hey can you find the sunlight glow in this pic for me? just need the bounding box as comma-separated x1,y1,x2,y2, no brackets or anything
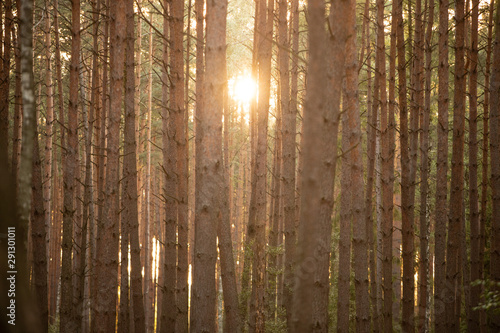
230,75,257,104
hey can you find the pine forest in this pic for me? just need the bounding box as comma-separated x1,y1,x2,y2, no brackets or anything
0,0,500,331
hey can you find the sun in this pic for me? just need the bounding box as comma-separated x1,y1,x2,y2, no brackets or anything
230,75,257,104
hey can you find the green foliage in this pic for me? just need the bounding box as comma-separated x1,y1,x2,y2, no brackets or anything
472,279,500,314
48,316,59,333
266,243,284,257
265,306,287,333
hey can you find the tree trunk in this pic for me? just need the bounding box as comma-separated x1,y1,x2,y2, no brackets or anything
173,0,189,330
267,98,282,323
190,0,226,329
60,0,80,330
489,0,500,329
124,2,146,332
240,3,259,325
42,1,54,270
337,106,352,333
376,0,393,329
291,0,344,330
346,0,370,328
0,0,12,166
249,0,273,330
160,0,178,330
219,110,242,333
117,4,144,329
94,0,125,330
363,5,378,328
417,0,433,330
396,0,414,327
217,14,241,333
467,0,480,330
282,0,296,327
87,1,101,331
143,18,154,333
11,23,22,199
32,119,49,332
388,0,399,327
17,0,44,329
445,0,465,328
92,1,109,330
434,0,449,328
480,2,494,331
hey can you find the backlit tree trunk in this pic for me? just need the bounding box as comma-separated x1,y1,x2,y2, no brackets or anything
160,0,178,330
94,0,125,330
291,0,344,330
217,10,241,333
190,0,226,329
346,0,370,329
282,0,296,327
172,0,189,329
124,2,146,332
337,105,352,333
376,0,393,329
249,0,273,330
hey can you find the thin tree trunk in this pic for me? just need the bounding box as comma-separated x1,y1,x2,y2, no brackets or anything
173,0,189,329
118,14,133,325
240,2,260,325
60,0,80,330
480,2,494,331
32,119,49,332
489,0,500,329
119,201,130,333
249,0,273,330
217,15,241,333
434,0,449,328
42,0,54,270
337,107,352,333
124,2,146,332
119,11,132,318
445,0,466,328
345,0,370,328
468,0,480,330
397,0,414,327
363,7,378,329
417,0,433,330
0,0,12,165
11,25,22,199
72,61,90,333
267,100,282,323
219,108,242,333
143,19,153,333
87,1,101,331
160,0,178,330
281,0,296,325
92,1,109,330
376,0,393,329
